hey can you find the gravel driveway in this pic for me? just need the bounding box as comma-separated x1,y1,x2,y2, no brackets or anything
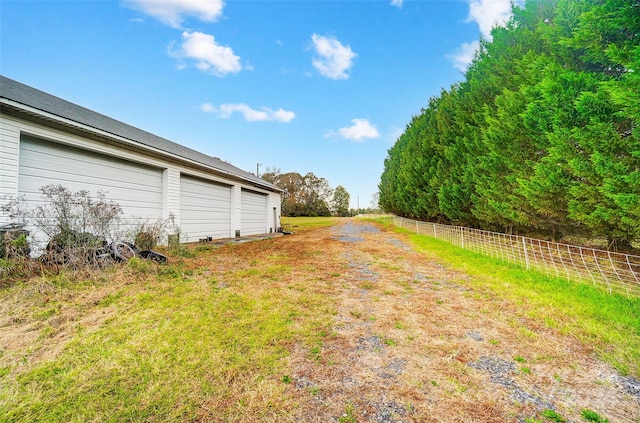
286,220,640,423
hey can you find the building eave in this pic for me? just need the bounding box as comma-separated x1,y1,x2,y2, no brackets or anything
0,97,283,193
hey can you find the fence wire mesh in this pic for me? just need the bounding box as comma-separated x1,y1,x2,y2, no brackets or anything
373,216,640,297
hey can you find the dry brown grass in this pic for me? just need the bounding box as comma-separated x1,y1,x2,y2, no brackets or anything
1,218,638,422
283,220,639,423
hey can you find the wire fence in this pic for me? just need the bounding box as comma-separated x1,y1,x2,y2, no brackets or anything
359,215,640,297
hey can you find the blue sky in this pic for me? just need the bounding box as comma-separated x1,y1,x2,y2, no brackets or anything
1,0,518,209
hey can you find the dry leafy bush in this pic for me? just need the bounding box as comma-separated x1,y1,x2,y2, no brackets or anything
2,185,123,265
1,185,180,282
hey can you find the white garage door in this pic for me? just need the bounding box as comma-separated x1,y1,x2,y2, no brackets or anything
241,189,268,236
180,175,232,242
19,136,163,221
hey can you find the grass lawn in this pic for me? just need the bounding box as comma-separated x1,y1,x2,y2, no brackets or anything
281,216,342,232
1,216,638,422
0,227,336,422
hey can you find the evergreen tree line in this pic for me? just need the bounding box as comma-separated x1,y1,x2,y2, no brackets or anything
378,0,640,249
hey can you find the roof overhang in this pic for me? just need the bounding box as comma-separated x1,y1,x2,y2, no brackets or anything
1,98,283,193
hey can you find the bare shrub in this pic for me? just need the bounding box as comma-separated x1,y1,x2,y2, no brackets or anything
34,185,124,242
2,185,125,269
1,186,186,274
135,231,156,251
165,213,194,257
130,218,170,251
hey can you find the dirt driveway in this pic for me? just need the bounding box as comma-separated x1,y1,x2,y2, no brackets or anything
283,220,639,422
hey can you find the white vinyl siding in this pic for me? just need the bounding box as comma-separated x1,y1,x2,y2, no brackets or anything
0,118,20,201
180,175,232,242
241,189,268,236
19,135,163,219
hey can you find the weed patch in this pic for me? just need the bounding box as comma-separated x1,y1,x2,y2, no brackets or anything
541,409,566,422
581,409,610,423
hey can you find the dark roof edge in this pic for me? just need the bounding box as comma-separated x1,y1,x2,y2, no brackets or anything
0,75,283,193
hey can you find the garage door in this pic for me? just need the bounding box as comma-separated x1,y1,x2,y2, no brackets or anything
180,175,232,242
19,136,163,221
241,189,268,236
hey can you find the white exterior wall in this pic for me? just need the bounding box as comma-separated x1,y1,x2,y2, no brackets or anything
230,185,241,237
269,192,281,232
0,117,20,224
164,167,181,222
240,189,269,236
0,112,281,243
19,136,164,217
179,175,232,242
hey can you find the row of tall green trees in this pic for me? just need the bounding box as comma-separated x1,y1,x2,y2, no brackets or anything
261,169,351,216
379,0,639,249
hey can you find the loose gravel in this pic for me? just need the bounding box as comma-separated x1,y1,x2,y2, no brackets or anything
287,220,640,422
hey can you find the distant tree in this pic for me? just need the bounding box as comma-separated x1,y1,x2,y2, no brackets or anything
262,169,335,216
370,192,380,210
260,167,281,184
300,173,332,216
332,186,350,216
262,170,303,216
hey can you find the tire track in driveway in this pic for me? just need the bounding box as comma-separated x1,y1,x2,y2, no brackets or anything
288,220,640,423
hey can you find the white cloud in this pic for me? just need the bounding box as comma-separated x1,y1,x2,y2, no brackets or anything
447,40,480,72
388,125,404,143
123,0,224,28
200,102,216,113
466,0,518,38
332,118,380,142
201,103,296,123
447,0,522,72
310,34,357,80
169,31,241,76
390,0,403,8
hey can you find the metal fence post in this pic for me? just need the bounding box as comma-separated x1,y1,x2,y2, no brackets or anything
522,236,530,270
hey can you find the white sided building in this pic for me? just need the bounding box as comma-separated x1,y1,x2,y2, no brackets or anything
0,76,282,248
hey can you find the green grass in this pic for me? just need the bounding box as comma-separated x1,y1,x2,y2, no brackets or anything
581,409,610,423
338,401,357,423
1,257,333,422
281,216,342,232
383,337,397,346
402,229,640,377
541,409,566,422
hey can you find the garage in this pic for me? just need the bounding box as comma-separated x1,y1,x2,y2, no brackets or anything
180,175,232,242
241,188,268,236
18,135,163,220
2,76,283,247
